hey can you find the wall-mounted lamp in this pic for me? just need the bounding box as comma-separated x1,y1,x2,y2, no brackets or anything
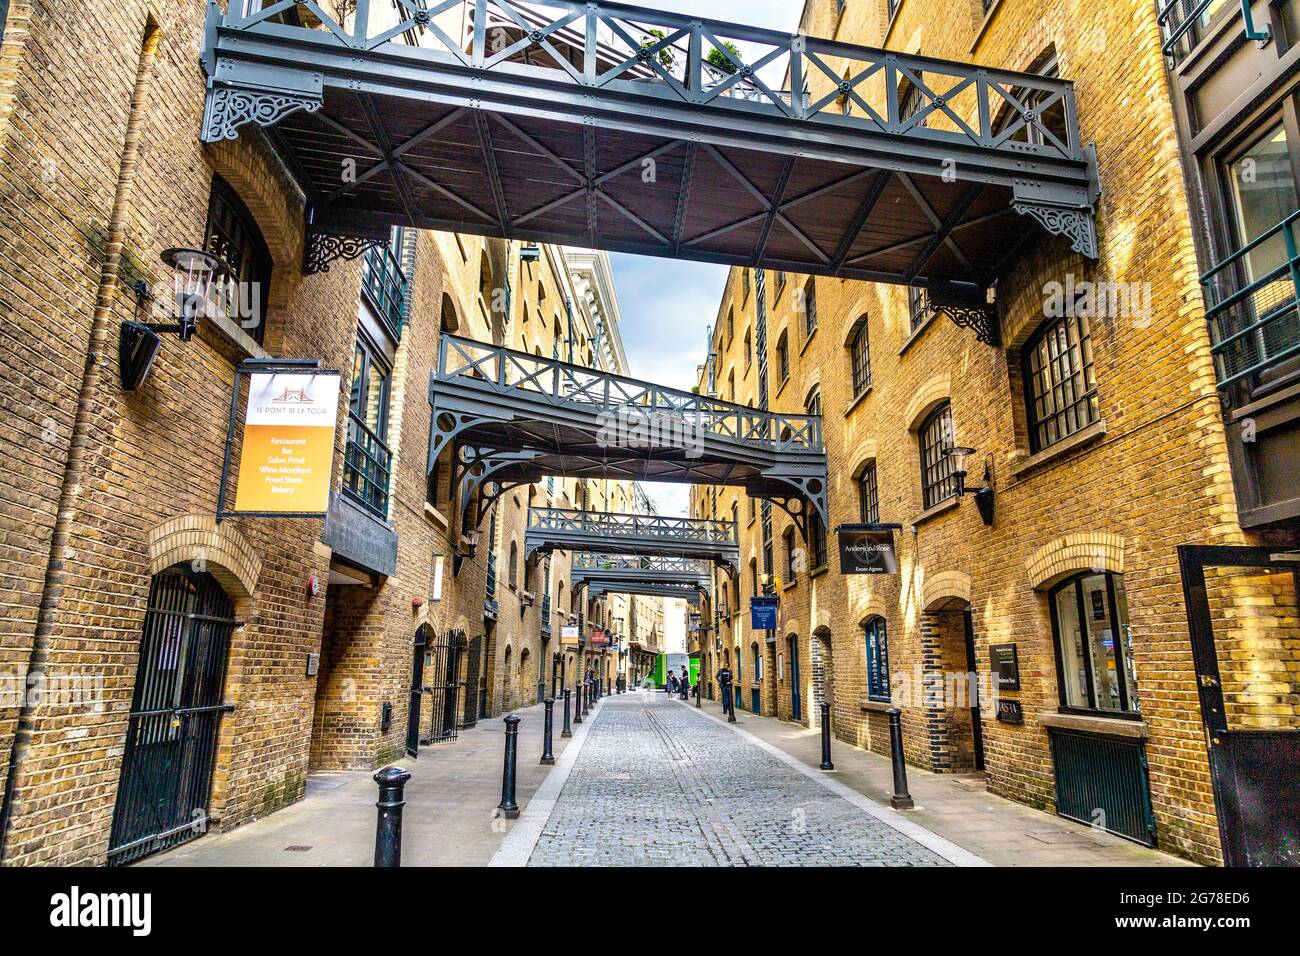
121,248,230,390
519,243,542,263
945,445,977,496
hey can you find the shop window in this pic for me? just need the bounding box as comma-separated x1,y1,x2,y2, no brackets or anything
1023,312,1099,452
1049,572,1140,715
864,616,890,702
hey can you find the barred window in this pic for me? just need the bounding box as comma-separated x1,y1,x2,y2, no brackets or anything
849,316,871,395
858,461,879,523
776,331,789,382
919,402,957,509
908,286,931,332
802,278,817,337
864,617,890,702
204,175,271,344
1023,312,1098,452
784,527,798,580
809,513,828,570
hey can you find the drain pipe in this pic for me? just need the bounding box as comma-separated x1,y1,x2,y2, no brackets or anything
0,22,161,862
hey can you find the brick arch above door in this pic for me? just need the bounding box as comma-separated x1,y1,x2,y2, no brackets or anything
1026,534,1126,590
148,514,260,600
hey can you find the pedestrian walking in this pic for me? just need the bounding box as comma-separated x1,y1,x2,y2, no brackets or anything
668,672,679,697
678,665,690,700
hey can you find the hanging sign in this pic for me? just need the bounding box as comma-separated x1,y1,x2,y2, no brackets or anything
589,629,612,647
560,624,580,646
226,366,341,516
836,524,901,575
750,596,779,630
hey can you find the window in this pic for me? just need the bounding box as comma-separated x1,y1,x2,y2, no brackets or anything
727,308,735,346
809,513,827,571
508,540,519,589
858,461,879,523
361,226,409,337
774,271,787,300
776,331,789,382
908,286,932,332
749,558,758,597
742,268,751,303
744,328,753,371
344,336,393,516
784,527,798,580
801,278,817,337
1023,312,1099,452
864,617,890,702
919,402,957,509
804,387,820,417
203,175,271,344
752,643,763,681
1050,572,1139,715
849,316,871,395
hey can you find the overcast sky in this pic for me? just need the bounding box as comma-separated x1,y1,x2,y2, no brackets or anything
610,1,801,517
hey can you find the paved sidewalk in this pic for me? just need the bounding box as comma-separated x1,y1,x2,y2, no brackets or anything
142,695,597,867
685,696,1191,867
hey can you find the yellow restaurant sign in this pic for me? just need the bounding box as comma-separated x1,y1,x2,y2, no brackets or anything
233,371,340,515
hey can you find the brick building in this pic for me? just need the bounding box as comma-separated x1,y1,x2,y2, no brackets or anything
690,0,1299,866
0,0,659,865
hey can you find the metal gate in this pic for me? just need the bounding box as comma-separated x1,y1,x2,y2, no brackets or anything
1179,545,1300,866
425,629,463,743
461,634,483,728
406,626,427,757
788,636,801,722
108,567,236,865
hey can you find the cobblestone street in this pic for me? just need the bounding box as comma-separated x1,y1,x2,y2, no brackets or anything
521,692,965,867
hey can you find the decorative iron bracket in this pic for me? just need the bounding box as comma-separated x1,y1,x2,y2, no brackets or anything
201,81,322,144
303,226,387,276
928,281,1000,346
1013,200,1098,260
753,472,828,546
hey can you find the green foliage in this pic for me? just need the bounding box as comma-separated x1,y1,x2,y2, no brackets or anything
641,29,675,68
706,42,742,75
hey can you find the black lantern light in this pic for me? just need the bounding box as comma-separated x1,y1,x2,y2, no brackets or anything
945,445,977,496
121,247,230,390
519,243,542,263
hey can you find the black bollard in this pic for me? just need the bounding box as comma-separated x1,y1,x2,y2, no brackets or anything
819,701,834,770
573,684,583,725
722,681,736,722
887,708,914,810
541,698,556,764
561,688,573,738
582,681,590,716
373,765,411,867
498,714,521,819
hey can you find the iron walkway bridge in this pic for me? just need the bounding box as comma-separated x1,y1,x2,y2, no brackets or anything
525,507,739,572
571,554,710,603
429,334,826,544
200,0,1099,334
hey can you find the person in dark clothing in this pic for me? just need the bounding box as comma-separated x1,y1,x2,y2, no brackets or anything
668,672,679,696
678,666,690,700
717,665,734,717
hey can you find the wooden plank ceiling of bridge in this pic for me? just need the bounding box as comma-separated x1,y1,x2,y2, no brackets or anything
279,87,1032,284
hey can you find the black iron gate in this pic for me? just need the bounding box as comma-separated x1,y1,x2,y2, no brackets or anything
425,629,463,743
461,634,483,728
1179,545,1300,866
108,567,236,865
406,626,427,757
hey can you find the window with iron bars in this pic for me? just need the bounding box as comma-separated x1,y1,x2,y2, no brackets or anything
343,337,392,518
203,175,271,345
485,512,498,600
858,461,880,523
802,278,817,338
850,316,871,395
919,402,958,509
1023,312,1099,453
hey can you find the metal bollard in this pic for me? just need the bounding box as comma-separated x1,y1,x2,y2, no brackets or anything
582,682,591,716
819,701,834,770
373,765,412,867
498,714,521,819
887,708,914,810
722,682,736,722
561,688,573,738
573,684,583,725
541,698,556,765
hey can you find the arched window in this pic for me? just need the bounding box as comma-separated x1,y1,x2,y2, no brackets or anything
1049,572,1138,714
749,557,759,597
919,402,957,509
751,642,763,681
849,315,871,396
203,175,272,345
784,526,798,580
776,330,790,382
864,617,890,702
1022,312,1098,452
857,460,880,523
508,540,519,589
440,293,460,333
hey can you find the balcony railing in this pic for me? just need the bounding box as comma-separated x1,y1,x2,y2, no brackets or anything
436,335,823,453
529,508,736,543
574,554,710,574
342,412,392,518
360,240,408,338
1203,210,1300,393
1157,0,1268,61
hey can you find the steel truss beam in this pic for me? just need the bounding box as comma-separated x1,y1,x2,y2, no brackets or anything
199,0,1100,294
571,554,711,601
428,335,827,543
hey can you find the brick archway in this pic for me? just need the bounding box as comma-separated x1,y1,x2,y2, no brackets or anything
1026,534,1126,590
904,374,952,432
922,570,972,612
148,514,260,601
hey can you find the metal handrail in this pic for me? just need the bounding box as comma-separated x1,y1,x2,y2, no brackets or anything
360,241,408,337
1202,209,1300,390
435,334,824,453
573,554,711,573
1157,0,1270,59
223,0,1084,163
